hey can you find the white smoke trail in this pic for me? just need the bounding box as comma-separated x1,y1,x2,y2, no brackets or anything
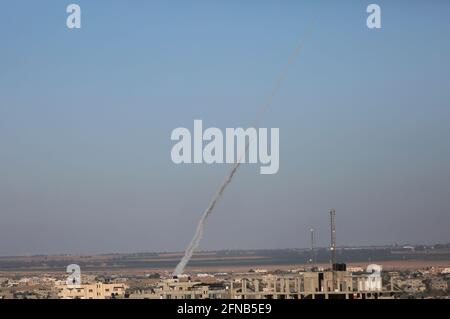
173,24,314,276
173,158,242,276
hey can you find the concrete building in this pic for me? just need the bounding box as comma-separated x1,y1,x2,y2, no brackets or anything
230,270,391,299
429,278,448,291
130,267,395,300
356,265,383,292
396,278,426,293
57,282,127,299
130,277,230,299
441,268,450,274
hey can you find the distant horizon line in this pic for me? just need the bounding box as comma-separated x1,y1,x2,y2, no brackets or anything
1,242,449,258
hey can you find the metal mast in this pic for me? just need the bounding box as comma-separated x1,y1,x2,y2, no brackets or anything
330,209,337,291
309,228,315,268
330,209,336,268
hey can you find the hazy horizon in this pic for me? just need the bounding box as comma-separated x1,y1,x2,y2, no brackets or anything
2,241,449,258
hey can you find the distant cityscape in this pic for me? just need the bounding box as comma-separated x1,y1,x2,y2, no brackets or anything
1,243,449,299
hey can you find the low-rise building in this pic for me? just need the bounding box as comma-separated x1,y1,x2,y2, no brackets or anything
57,282,127,299
430,278,448,291
396,278,426,293
130,277,229,299
441,268,450,274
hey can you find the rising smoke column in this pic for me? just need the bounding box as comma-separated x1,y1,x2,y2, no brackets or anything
172,24,314,276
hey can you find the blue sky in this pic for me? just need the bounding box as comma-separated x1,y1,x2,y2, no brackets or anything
1,1,450,255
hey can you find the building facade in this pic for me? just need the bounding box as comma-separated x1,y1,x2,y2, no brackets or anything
57,282,127,299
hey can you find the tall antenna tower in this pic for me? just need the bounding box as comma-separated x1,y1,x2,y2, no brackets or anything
330,209,337,291
330,209,336,268
309,228,315,268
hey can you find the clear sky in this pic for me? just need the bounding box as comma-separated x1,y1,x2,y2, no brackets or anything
1,1,449,255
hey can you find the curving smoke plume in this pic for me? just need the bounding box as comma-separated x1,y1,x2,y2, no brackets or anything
172,24,314,276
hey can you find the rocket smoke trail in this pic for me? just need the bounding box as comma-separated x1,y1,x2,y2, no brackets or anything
173,24,314,276
172,159,243,276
